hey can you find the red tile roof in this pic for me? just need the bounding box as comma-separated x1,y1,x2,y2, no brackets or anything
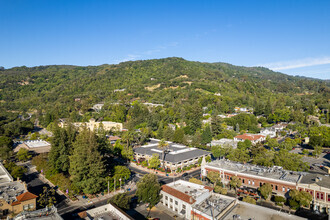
204,186,213,192
161,185,196,204
11,192,38,206
235,133,265,141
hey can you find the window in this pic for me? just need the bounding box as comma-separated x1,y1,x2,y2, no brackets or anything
170,205,173,209
175,208,178,212
175,201,178,205
275,185,278,190
282,187,285,192
321,193,324,200
317,192,319,199
28,203,34,209
327,194,330,202
242,179,245,184
170,198,173,202
248,180,251,185
183,204,186,209
165,196,168,200
260,182,262,187
23,205,29,210
252,180,255,186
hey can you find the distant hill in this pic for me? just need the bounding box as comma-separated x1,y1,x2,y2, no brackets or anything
0,57,329,115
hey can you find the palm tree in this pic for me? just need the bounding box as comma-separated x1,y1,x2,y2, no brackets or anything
157,139,169,170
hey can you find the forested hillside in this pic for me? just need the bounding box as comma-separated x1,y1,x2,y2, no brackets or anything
1,57,329,118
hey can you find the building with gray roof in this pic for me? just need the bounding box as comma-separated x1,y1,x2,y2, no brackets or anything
134,139,211,172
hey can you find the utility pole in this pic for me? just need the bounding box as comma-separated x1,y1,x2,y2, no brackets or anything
114,178,116,192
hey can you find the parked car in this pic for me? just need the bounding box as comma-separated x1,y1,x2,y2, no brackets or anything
182,173,188,177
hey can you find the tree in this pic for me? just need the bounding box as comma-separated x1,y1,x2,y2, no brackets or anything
109,192,131,210
173,128,185,144
211,145,221,159
69,129,105,194
289,189,312,208
136,174,161,210
148,153,161,169
122,146,134,161
258,183,272,200
230,176,241,192
207,171,221,187
0,136,13,160
38,187,56,208
189,177,203,185
214,186,227,195
16,148,31,161
267,138,279,150
312,145,322,157
114,165,131,181
242,196,256,204
157,139,169,169
201,126,212,145
49,125,76,173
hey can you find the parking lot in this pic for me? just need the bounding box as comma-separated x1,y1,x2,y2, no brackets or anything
290,148,330,174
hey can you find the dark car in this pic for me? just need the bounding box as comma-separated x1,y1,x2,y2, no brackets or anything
182,173,188,177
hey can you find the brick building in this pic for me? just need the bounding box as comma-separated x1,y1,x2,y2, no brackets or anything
202,159,330,213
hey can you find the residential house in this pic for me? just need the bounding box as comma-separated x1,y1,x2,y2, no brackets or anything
234,133,266,145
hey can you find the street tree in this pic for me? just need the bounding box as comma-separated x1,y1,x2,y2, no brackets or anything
207,171,221,187
136,174,161,210
38,187,56,208
289,189,312,208
148,153,160,169
230,176,242,192
258,183,272,200
157,139,169,169
109,192,131,210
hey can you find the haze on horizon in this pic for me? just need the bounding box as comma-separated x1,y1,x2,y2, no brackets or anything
1,0,329,80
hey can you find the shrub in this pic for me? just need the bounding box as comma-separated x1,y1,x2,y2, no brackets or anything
214,186,227,195
274,196,286,203
242,196,256,205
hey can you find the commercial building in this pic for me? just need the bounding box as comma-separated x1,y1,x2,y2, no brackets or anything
14,206,63,220
202,159,302,197
160,180,236,219
202,159,330,213
0,163,37,218
14,140,51,154
78,202,133,220
298,174,330,213
134,139,211,173
160,180,302,220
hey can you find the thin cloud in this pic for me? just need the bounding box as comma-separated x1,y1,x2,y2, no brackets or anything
261,57,330,71
116,42,179,63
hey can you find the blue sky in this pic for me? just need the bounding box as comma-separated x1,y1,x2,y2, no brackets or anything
1,0,329,79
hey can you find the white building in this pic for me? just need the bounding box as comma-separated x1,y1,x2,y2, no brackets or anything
160,180,214,219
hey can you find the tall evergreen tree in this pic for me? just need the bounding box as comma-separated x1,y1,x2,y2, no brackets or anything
49,124,76,173
201,126,212,145
69,128,105,194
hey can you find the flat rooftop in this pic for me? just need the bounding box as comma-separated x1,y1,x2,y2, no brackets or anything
206,159,302,183
166,180,211,200
223,202,306,220
134,139,210,163
0,181,26,203
24,140,51,148
193,194,235,219
0,163,13,184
